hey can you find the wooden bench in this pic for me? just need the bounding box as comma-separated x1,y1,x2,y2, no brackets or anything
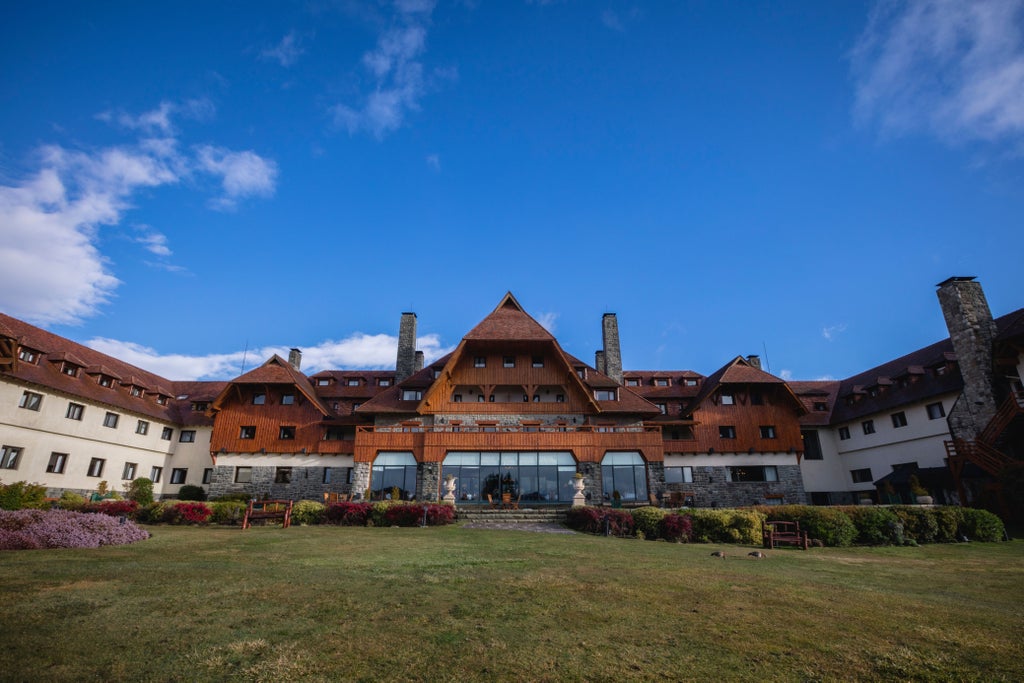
241,499,294,530
763,520,808,550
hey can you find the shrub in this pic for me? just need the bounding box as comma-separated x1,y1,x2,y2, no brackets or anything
133,502,166,524
210,501,247,525
631,506,667,540
891,506,939,544
177,485,207,501
378,503,455,527
292,501,326,526
325,502,372,526
659,513,693,542
840,506,903,546
564,507,603,534
688,509,764,545
958,508,1005,542
80,500,139,517
754,505,857,547
161,502,212,525
932,506,962,543
126,478,154,506
0,509,149,550
0,481,48,510
212,492,253,503
58,491,86,511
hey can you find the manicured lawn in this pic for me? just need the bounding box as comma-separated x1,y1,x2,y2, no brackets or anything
1,525,1022,682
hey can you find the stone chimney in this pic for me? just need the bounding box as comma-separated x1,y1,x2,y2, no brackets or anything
602,313,623,384
936,277,998,440
746,355,761,370
595,350,606,375
395,312,418,383
414,351,424,373
288,348,302,371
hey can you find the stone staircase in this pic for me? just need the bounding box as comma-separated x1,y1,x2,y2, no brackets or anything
457,507,569,526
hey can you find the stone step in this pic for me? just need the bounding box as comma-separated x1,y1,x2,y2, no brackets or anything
457,508,568,525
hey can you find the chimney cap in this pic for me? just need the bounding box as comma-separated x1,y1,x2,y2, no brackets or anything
936,276,977,288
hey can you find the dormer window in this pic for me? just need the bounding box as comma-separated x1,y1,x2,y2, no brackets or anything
281,394,295,405
317,378,331,386
18,347,38,364
503,356,515,368
347,379,360,387
654,378,669,387
98,375,113,388
576,368,586,380
474,357,486,368
532,356,544,368
594,390,617,401
252,394,266,405
61,363,79,377
378,379,391,387
656,403,667,414
402,390,422,401
625,378,640,387
935,365,947,376
191,401,209,412
156,395,168,406
684,379,698,387
813,402,828,412
721,393,735,405
129,386,143,398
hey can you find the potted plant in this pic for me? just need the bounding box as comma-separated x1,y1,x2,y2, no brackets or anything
909,475,932,505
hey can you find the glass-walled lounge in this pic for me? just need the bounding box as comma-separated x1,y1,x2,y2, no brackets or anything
370,452,417,500
442,451,577,504
601,451,648,503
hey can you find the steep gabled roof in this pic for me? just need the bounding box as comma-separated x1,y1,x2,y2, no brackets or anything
463,292,556,341
685,356,805,417
211,355,331,416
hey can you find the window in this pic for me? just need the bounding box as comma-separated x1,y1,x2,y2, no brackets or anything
556,394,565,403
317,378,330,386
402,390,422,401
891,412,908,428
156,395,168,405
453,394,463,403
838,426,851,440
47,452,68,474
721,393,735,405
862,420,875,435
343,379,359,388
664,466,694,484
601,452,648,503
136,420,149,435
324,427,345,441
352,403,361,412
378,378,391,387
279,426,296,440
87,457,105,477
129,386,143,398
161,427,173,441
170,468,187,484
66,402,84,420
719,425,737,439
1,446,22,470
654,378,669,387
503,356,515,368
275,467,292,484
850,468,873,484
474,357,486,368
252,394,266,405
103,412,119,428
728,466,778,482
656,403,667,414
594,390,617,401
150,466,162,483
122,462,137,480
238,425,256,439
813,402,828,412
275,394,294,406
18,391,42,411
684,379,698,386
202,468,212,484
927,402,946,420
234,467,252,484
179,430,196,443
576,368,586,379
18,347,38,363
625,378,640,387
98,375,113,388
532,356,544,368
801,430,823,460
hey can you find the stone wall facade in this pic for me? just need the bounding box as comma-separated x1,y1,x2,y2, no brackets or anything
663,465,806,508
208,465,354,501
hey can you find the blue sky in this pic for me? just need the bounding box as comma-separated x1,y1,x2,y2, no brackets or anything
1,0,1022,382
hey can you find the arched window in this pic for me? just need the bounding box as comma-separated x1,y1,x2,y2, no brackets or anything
371,452,417,500
601,451,648,502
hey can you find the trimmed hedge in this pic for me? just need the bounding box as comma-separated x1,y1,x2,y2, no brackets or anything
688,509,765,545
565,507,635,537
839,506,904,546
326,502,373,526
291,501,326,526
630,506,667,539
210,501,247,525
752,505,858,547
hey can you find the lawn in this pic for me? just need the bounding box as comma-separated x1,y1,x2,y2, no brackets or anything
1,525,1022,682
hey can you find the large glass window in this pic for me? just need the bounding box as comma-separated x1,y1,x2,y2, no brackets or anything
371,452,418,500
442,451,577,504
601,451,648,503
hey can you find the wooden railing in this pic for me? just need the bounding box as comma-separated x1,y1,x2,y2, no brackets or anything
945,438,1014,476
979,389,1024,445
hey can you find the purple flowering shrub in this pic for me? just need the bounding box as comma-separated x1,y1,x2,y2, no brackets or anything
0,509,150,550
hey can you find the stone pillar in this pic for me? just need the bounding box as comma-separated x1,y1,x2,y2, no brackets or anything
418,461,440,502
602,313,623,384
351,462,371,500
396,312,418,383
595,350,606,375
288,348,302,371
936,277,998,440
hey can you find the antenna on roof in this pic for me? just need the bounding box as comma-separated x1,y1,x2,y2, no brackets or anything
762,341,771,374
240,340,249,376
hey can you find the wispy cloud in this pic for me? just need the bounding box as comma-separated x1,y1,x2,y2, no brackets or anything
261,30,305,67
778,369,794,381
332,0,445,138
133,226,172,256
852,0,1024,150
822,323,848,341
86,333,454,380
96,99,215,135
0,102,277,325
535,312,558,333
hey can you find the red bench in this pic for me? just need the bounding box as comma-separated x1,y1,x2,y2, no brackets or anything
241,499,293,530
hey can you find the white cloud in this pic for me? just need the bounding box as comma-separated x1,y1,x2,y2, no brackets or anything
852,0,1024,148
133,226,172,256
96,99,215,135
0,103,277,324
86,333,454,381
822,323,848,341
195,146,279,211
535,312,558,333
262,30,305,67
331,1,440,138
778,369,794,381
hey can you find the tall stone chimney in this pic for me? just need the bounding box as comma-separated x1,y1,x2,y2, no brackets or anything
602,313,623,384
395,312,418,383
746,355,761,370
414,351,424,373
288,348,302,371
936,277,998,440
595,350,606,375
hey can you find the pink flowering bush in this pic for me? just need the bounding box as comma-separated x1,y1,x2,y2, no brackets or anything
0,509,150,550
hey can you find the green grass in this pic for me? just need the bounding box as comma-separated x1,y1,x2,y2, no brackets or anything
2,526,1023,682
